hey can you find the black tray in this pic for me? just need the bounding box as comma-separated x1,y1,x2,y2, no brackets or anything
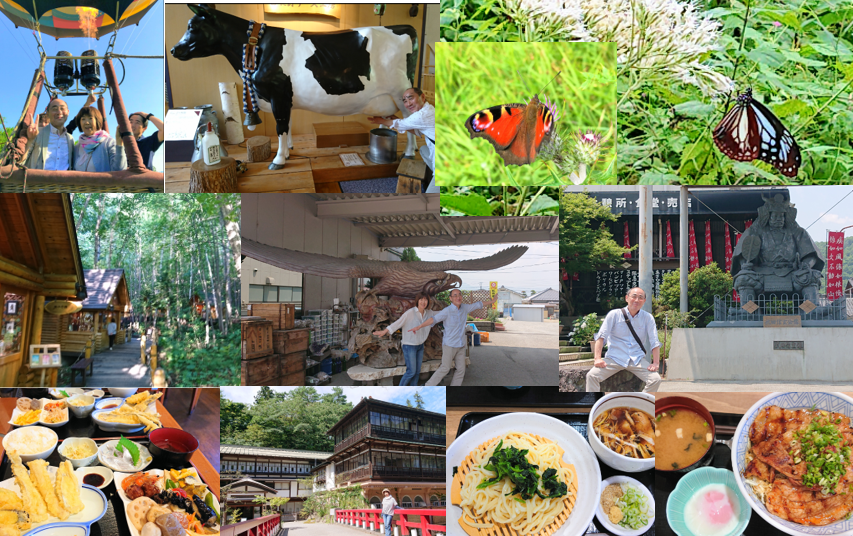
457,412,654,536
1,419,199,536
655,412,784,536
447,387,603,407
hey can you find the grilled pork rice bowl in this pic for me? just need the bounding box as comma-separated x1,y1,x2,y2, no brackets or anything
732,392,853,536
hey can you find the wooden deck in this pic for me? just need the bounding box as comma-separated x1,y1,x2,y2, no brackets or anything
84,336,151,387
165,133,425,193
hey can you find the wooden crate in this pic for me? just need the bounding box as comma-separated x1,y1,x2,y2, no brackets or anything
280,368,305,386
241,353,280,386
313,121,368,148
241,319,273,360
273,328,310,355
282,351,306,375
248,303,295,330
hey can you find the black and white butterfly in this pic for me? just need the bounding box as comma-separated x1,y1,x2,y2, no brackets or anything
713,88,801,177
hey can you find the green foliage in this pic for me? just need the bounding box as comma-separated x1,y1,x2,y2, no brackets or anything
599,295,627,311
658,264,733,327
301,486,368,522
71,194,241,385
569,313,602,347
220,387,353,451
436,42,616,185
406,391,426,409
253,496,290,517
440,186,560,216
400,248,421,262
620,0,853,184
560,192,631,315
0,116,16,155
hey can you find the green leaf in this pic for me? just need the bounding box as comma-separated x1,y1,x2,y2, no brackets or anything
525,195,559,215
772,99,810,119
439,194,494,216
117,435,140,465
776,11,801,31
746,46,787,69
638,171,681,185
780,49,825,68
672,101,715,118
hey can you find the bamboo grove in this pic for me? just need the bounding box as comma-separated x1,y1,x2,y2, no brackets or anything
71,193,241,385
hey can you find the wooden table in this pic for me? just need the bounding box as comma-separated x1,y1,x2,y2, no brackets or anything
0,395,220,499
654,392,853,415
447,406,593,447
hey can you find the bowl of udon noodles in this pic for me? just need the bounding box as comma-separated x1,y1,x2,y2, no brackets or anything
588,392,655,472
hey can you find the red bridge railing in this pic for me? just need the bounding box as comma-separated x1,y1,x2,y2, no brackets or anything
221,514,281,536
335,508,446,536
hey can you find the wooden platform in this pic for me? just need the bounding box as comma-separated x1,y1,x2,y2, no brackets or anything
165,133,425,193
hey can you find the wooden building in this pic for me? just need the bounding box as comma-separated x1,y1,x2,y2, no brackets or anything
44,269,131,355
313,398,446,508
0,194,86,386
220,444,331,519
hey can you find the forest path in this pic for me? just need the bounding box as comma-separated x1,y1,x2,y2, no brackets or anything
86,336,151,387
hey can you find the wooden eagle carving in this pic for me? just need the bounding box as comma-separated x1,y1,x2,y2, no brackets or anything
242,237,527,298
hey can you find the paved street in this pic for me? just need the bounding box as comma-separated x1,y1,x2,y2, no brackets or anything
661,380,853,391
279,520,391,535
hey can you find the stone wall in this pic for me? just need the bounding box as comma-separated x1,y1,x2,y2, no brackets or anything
559,363,645,392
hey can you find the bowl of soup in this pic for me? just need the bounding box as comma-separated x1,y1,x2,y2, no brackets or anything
148,427,199,464
655,396,715,473
589,392,655,472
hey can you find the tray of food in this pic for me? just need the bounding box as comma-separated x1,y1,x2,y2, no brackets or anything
656,392,853,536
448,392,654,536
0,391,219,536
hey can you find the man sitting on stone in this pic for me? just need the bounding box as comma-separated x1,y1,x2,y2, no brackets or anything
732,194,824,304
586,287,661,393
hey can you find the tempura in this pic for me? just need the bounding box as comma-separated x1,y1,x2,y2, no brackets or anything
8,452,47,523
26,459,68,520
54,461,84,515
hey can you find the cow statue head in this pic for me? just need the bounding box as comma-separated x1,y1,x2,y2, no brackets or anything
170,4,222,61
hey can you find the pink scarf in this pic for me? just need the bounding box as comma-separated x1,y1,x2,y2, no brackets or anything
78,130,110,154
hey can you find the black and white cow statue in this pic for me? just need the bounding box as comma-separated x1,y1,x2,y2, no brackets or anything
171,4,419,170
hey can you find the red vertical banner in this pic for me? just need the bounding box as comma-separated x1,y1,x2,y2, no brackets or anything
827,231,845,301
666,221,675,258
688,220,699,272
724,227,733,272
705,220,713,266
623,221,631,259
745,219,753,230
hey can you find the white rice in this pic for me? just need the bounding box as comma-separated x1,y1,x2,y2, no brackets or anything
3,426,57,455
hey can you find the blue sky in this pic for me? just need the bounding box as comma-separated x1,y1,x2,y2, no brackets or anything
414,242,558,294
221,386,447,415
788,186,853,243
0,1,164,171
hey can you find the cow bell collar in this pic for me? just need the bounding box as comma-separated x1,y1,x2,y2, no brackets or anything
244,111,262,127
241,20,267,117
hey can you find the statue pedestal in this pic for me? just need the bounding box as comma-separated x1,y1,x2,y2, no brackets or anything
667,327,853,382
348,357,471,386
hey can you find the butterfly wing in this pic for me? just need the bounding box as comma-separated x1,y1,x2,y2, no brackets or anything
713,101,760,161
466,98,556,166
713,93,800,177
465,104,526,151
749,99,801,177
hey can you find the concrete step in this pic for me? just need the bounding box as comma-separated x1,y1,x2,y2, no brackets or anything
559,352,593,362
560,357,595,369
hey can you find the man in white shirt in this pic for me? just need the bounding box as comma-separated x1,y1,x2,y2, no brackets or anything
368,87,437,192
25,98,74,170
585,287,662,392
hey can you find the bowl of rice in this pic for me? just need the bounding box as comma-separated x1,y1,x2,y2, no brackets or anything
2,425,58,462
59,437,98,468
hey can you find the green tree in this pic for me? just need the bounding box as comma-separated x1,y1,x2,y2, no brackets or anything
254,386,277,404
559,192,631,316
0,117,16,155
220,393,251,443
412,391,425,409
400,247,421,262
658,263,732,327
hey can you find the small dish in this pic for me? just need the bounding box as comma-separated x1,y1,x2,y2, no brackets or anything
58,437,99,468
596,476,654,536
91,409,144,433
8,406,42,427
75,465,114,490
667,466,750,536
39,399,70,428
49,388,85,399
97,439,152,472
107,388,138,398
84,389,105,399
67,395,96,419
94,397,124,411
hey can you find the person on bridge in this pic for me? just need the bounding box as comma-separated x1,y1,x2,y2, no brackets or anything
585,287,661,392
381,488,398,536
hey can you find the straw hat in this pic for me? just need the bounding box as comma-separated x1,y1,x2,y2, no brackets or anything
382,488,391,494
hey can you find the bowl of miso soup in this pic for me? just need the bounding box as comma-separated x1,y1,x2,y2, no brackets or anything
655,396,715,473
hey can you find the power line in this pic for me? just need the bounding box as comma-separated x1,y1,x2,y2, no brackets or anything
805,190,853,230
